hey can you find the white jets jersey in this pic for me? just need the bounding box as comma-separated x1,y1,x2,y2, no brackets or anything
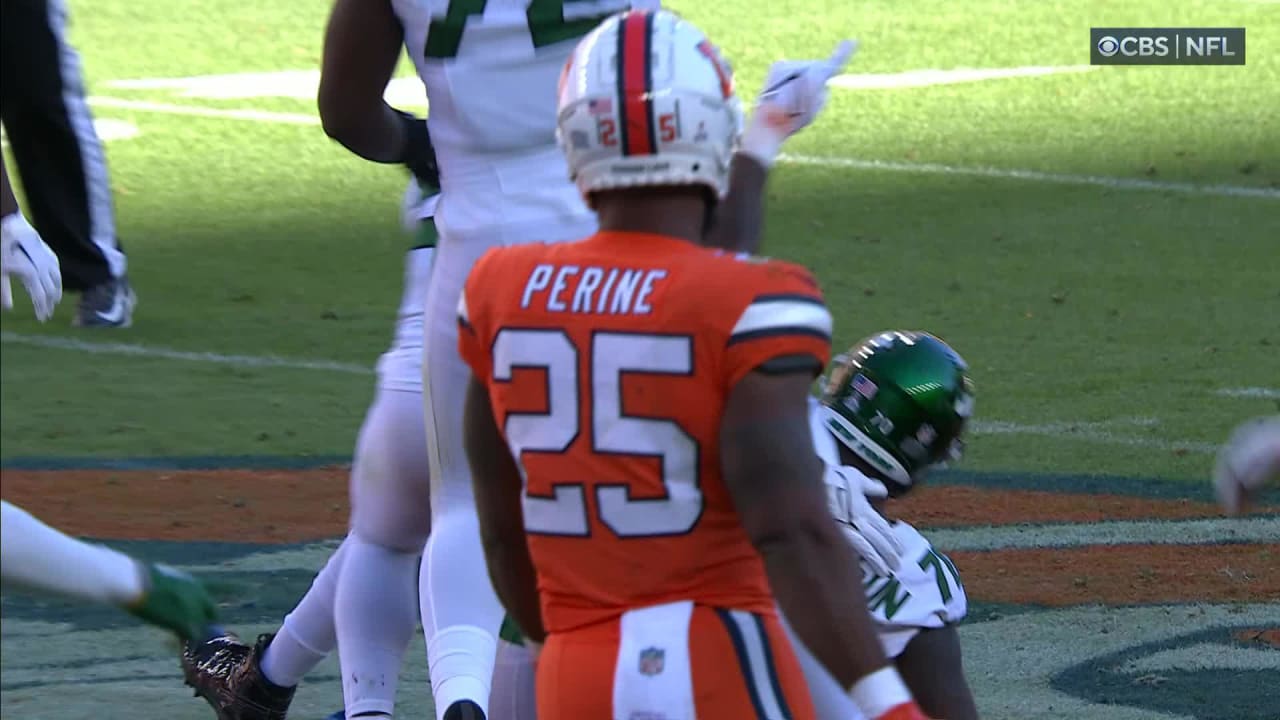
796,398,969,719
390,0,653,230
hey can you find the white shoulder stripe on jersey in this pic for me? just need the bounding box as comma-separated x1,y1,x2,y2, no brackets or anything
456,292,470,325
730,297,832,341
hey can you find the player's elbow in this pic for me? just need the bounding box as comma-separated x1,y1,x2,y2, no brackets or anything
317,96,359,145
316,84,374,149
747,512,843,565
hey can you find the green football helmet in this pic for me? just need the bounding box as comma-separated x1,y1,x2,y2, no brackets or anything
819,331,975,492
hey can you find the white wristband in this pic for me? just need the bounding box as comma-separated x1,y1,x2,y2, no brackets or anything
848,665,913,719
1,210,34,240
739,116,786,168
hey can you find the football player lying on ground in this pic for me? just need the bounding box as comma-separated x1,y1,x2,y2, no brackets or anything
797,331,980,720
3,157,219,642
489,331,980,720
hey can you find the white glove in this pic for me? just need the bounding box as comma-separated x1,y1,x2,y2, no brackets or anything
741,39,857,167
1214,416,1280,515
824,463,904,577
1,212,63,322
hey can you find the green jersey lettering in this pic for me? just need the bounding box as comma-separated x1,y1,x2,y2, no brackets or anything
867,576,912,621
425,0,619,60
424,0,488,59
917,547,963,603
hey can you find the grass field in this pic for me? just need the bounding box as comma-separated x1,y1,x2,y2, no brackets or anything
2,1,1278,719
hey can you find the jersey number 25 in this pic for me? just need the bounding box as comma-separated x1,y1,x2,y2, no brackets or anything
492,328,703,539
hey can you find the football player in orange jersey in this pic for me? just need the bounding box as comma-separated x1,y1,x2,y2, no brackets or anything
457,9,929,720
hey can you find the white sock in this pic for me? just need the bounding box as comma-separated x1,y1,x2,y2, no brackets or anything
422,511,504,719
335,535,420,718
1,501,143,605
260,535,348,687
428,626,498,717
490,640,537,720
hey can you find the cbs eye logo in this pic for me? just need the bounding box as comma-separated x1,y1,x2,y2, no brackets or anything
1096,35,1121,57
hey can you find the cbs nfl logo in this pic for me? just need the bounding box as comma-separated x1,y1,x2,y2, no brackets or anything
1091,28,1245,66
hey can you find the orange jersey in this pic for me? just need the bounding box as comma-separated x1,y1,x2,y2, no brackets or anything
457,231,832,633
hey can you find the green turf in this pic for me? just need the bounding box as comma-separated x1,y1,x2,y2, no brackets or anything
2,0,1277,481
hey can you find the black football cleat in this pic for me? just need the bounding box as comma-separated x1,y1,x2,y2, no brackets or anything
181,631,296,720
74,275,136,327
442,700,486,720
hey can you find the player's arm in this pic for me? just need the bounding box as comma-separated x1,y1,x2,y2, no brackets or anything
703,41,856,253
1,501,218,640
721,371,890,677
702,154,768,253
722,367,924,718
317,0,437,185
1,155,62,320
463,376,547,643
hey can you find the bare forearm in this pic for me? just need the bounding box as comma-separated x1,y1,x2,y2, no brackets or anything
316,0,409,164
760,526,889,689
480,536,546,643
319,104,408,163
703,153,768,252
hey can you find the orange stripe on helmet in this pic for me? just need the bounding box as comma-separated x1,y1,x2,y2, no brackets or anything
618,11,656,156
696,40,734,100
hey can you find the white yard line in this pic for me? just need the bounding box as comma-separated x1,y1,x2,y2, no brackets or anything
83,95,1280,200
830,65,1098,90
780,154,1280,200
930,515,1280,552
1216,387,1280,400
970,419,1219,454
3,332,1226,453
87,96,320,125
0,332,372,375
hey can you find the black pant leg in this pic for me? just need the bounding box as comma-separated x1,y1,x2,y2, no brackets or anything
0,0,122,291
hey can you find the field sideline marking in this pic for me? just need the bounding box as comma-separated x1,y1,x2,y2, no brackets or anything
931,515,1280,551
970,419,1218,454
780,154,1280,200
88,96,319,125
0,332,372,375
1217,387,1280,400
84,95,1280,201
3,332,1221,454
830,65,1098,90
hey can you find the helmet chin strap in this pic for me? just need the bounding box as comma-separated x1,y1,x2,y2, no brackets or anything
820,406,912,488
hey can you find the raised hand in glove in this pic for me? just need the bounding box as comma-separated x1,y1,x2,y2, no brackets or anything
741,39,857,167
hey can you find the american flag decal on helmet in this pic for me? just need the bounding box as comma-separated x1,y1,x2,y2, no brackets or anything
852,373,878,400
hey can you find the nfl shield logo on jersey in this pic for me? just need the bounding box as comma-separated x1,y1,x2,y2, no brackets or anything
638,647,665,676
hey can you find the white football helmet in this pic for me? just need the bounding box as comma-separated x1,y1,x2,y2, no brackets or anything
556,9,742,199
